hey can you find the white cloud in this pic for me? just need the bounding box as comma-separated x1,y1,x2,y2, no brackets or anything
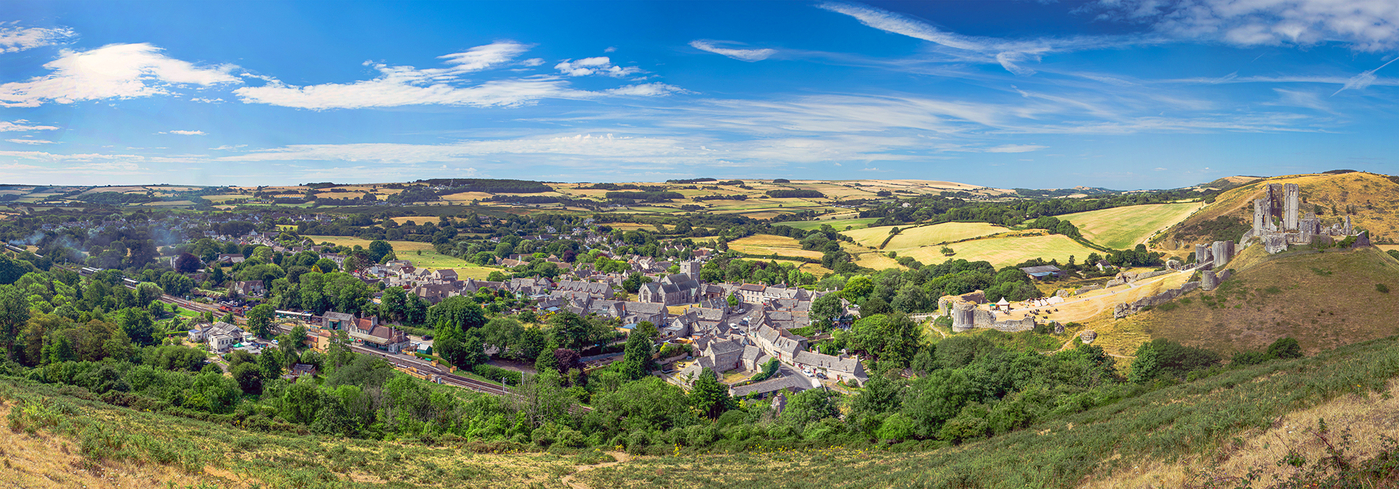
606,82,687,97
1092,0,1399,51
521,58,544,67
159,130,206,135
6,138,56,145
234,43,675,109
190,97,224,103
604,47,617,53
238,76,588,109
209,144,247,151
0,120,59,132
689,40,778,62
0,23,74,53
0,43,241,107
435,41,532,72
984,144,1048,153
554,57,641,77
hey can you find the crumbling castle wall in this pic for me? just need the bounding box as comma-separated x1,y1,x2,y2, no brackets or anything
1113,281,1201,319
950,302,1036,333
1201,270,1218,291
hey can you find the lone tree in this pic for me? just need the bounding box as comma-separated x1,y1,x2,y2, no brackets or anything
619,322,658,380
175,252,202,273
245,304,276,339
689,368,735,420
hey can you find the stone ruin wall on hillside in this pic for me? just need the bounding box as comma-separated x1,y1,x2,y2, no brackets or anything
1243,182,1363,255
949,302,1037,333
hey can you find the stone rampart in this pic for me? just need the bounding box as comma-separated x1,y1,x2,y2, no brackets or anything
1113,281,1201,319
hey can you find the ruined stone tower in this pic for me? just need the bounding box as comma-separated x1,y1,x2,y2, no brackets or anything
1345,215,1352,235
951,302,975,333
1252,197,1268,236
1195,244,1209,265
1201,270,1219,291
1283,183,1300,231
1211,240,1233,269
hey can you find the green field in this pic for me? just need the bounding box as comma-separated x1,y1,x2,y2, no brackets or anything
303,235,497,278
900,234,1101,268
1056,202,1202,249
774,217,881,231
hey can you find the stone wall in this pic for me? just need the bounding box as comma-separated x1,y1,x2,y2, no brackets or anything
950,302,1036,333
1113,281,1201,319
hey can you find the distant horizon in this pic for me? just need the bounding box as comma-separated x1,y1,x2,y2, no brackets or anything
3,1,1398,187
0,170,1366,193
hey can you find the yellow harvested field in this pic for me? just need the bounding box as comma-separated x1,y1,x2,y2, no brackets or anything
854,253,904,270
1057,202,1203,250
904,234,1101,268
843,225,899,247
728,234,825,259
607,223,657,231
843,222,1007,249
302,235,499,274
886,222,1006,249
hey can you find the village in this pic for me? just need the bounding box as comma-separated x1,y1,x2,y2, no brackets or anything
179,223,873,401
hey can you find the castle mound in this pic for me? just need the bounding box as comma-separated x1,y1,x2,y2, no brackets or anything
1118,246,1399,355
1162,172,1399,249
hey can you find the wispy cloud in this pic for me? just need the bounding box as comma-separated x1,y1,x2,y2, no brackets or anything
0,43,240,107
0,23,74,53
0,120,59,132
817,2,1147,76
159,130,206,135
6,138,57,145
689,40,778,62
984,144,1047,153
1333,57,1399,95
554,57,641,77
1089,0,1399,52
234,42,679,109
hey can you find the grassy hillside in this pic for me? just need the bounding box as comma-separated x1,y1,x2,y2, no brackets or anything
1113,246,1399,356
9,334,1399,489
1057,202,1202,249
578,332,1399,488
1163,172,1399,252
0,379,595,488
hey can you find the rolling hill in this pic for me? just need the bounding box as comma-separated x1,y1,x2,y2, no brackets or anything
1106,245,1399,356
1160,171,1399,252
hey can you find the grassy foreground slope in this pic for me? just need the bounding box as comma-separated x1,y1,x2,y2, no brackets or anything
0,380,588,488
580,335,1399,488
1113,246,1399,356
6,336,1399,489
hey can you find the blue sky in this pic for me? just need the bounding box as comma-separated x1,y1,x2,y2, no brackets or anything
2,0,1398,188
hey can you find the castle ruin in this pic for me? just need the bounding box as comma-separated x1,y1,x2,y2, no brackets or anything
1245,182,1360,254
